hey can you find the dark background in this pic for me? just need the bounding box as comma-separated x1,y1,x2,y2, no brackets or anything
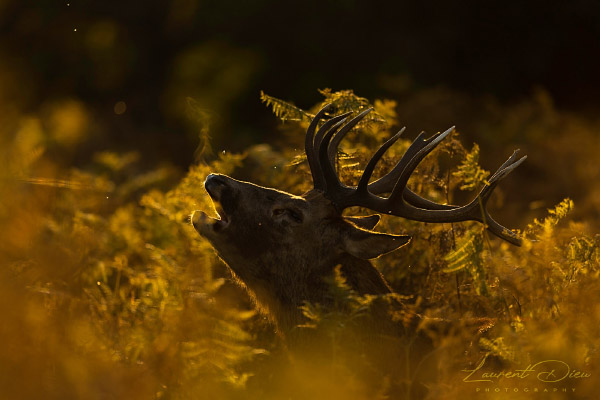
1,0,599,167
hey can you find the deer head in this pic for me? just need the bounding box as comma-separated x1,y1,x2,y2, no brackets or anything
192,104,525,334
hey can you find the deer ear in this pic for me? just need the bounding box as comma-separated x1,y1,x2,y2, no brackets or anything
345,214,381,230
342,226,411,260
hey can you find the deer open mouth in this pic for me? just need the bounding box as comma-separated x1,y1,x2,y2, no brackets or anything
192,201,230,234
211,201,230,231
191,173,235,235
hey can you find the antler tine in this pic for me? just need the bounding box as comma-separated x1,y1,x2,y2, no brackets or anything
368,130,459,211
475,153,527,208
327,109,371,168
462,153,528,245
327,127,346,169
388,126,454,203
314,112,353,152
309,113,353,191
367,131,428,194
490,149,523,181
356,127,406,193
305,104,334,190
318,108,374,193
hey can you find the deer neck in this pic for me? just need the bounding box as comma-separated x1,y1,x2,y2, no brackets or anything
227,252,391,336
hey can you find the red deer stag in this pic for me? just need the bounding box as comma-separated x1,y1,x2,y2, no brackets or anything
192,104,525,336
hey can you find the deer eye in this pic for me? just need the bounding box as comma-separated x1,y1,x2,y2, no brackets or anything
272,208,303,223
287,209,303,223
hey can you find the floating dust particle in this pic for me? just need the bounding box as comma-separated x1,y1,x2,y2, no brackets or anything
114,101,127,115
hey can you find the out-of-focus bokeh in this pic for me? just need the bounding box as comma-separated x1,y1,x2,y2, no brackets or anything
2,0,600,162
1,1,599,399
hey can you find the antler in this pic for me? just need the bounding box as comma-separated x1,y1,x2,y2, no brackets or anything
305,104,526,246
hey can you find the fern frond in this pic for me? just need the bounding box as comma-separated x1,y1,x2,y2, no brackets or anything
565,234,599,279
526,198,574,240
318,89,388,126
443,232,484,273
260,91,314,122
443,231,488,295
452,143,490,191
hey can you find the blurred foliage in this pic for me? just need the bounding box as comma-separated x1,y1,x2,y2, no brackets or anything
0,86,599,400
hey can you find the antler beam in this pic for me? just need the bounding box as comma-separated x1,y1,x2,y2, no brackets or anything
305,104,526,246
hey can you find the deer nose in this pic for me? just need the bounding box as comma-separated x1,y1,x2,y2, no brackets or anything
205,174,229,198
205,174,228,186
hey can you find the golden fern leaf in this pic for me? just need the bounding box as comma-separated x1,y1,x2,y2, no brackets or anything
452,143,490,191
260,91,314,122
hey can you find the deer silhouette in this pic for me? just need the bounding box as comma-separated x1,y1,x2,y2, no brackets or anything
192,104,525,337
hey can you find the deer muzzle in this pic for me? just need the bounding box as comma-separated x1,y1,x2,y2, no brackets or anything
191,174,233,235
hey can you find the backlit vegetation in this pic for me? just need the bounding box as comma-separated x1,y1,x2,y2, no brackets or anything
1,90,598,399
